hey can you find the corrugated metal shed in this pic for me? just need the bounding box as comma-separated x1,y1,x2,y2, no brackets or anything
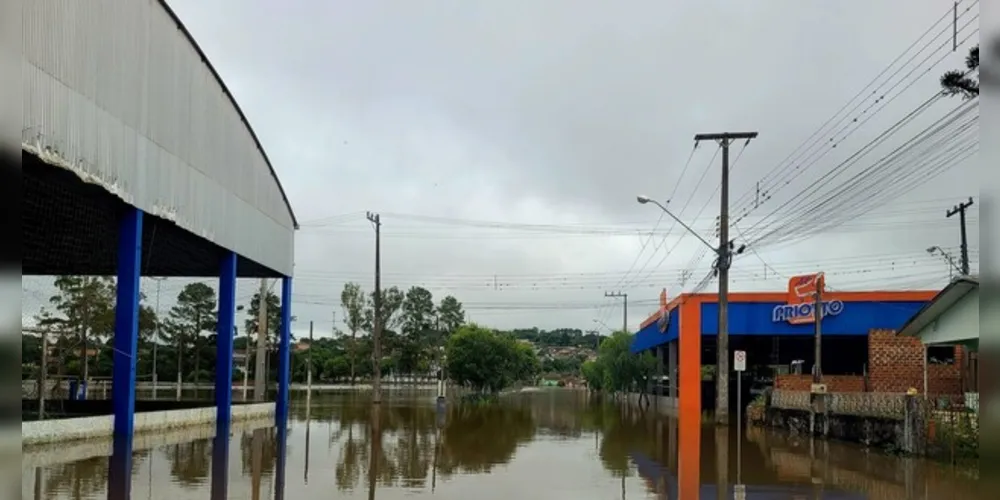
22,0,297,276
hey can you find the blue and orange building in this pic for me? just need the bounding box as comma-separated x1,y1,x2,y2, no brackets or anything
630,276,939,414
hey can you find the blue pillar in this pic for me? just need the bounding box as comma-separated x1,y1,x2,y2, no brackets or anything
216,251,237,433
276,276,293,428
108,206,143,499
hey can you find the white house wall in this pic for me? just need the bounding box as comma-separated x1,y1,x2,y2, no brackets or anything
920,288,979,345
22,0,295,275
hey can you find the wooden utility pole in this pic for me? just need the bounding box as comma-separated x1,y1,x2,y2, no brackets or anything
946,197,974,276
367,211,384,404
694,131,758,426
604,291,628,332
253,278,269,401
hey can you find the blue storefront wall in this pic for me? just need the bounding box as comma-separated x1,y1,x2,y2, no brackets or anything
631,300,928,354
631,308,679,354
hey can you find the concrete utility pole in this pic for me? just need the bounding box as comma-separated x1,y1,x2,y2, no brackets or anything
253,278,269,401
813,274,824,384
604,291,628,332
694,131,758,426
946,197,974,276
151,277,166,400
307,320,314,398
367,211,384,404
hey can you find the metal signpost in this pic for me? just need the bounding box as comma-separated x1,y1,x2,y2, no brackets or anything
734,350,746,499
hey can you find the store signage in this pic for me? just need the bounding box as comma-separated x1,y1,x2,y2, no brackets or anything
772,300,844,323
657,288,670,333
771,272,844,324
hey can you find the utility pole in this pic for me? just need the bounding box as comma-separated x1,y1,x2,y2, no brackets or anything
946,197,974,276
253,278,269,401
367,211,384,405
813,274,824,384
307,320,314,397
694,131,758,426
604,291,628,332
151,277,166,400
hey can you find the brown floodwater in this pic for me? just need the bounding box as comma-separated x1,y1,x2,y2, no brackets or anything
21,389,983,499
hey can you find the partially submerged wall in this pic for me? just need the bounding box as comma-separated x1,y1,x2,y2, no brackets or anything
22,402,275,446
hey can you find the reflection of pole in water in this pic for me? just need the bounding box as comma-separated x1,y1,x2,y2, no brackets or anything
368,404,382,500
432,404,445,493
33,468,43,500
251,429,264,500
304,396,312,484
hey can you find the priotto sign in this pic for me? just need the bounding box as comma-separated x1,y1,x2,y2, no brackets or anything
772,299,843,323
771,273,843,324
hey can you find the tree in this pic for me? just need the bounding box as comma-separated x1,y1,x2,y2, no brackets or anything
363,286,404,374
583,331,656,398
400,286,436,375
363,286,404,333
436,295,465,335
38,276,115,382
445,324,540,394
941,44,979,99
163,282,217,387
341,282,366,384
244,289,281,345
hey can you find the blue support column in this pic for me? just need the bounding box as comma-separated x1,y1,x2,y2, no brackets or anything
276,276,293,428
108,206,143,500
215,251,237,433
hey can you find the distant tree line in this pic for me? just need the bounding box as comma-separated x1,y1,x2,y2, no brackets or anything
21,277,541,395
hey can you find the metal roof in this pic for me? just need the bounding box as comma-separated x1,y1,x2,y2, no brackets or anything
896,275,978,338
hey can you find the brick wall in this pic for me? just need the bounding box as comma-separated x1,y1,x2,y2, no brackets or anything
867,329,963,395
775,374,865,392
774,329,964,395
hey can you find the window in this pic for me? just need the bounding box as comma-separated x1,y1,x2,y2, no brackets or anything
927,345,955,365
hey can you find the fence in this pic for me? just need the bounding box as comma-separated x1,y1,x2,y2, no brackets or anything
768,389,978,461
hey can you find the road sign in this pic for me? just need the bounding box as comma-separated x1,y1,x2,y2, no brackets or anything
734,350,746,372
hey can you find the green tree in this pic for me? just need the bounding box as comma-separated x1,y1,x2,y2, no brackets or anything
163,282,217,387
436,295,465,335
581,360,605,391
363,286,405,333
244,289,281,344
363,286,404,374
37,276,115,381
341,282,366,384
400,286,436,375
583,331,656,396
941,44,979,99
445,324,539,394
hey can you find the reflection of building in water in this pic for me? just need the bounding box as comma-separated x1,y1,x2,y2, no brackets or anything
744,426,981,499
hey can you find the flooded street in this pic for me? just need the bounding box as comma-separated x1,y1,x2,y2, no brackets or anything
23,389,982,499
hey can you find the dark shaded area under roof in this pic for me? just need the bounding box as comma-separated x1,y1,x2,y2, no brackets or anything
24,152,283,278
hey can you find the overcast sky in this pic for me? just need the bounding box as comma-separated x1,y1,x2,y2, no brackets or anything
22,0,983,338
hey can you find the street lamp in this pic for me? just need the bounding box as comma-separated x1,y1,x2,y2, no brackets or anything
926,246,962,278
637,193,746,425
637,195,724,256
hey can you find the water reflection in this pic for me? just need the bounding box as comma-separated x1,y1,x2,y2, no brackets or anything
20,389,984,499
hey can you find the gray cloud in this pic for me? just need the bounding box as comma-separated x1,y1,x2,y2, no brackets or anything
22,0,981,334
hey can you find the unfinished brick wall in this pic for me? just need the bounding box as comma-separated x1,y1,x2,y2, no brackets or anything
774,329,964,395
867,329,963,395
